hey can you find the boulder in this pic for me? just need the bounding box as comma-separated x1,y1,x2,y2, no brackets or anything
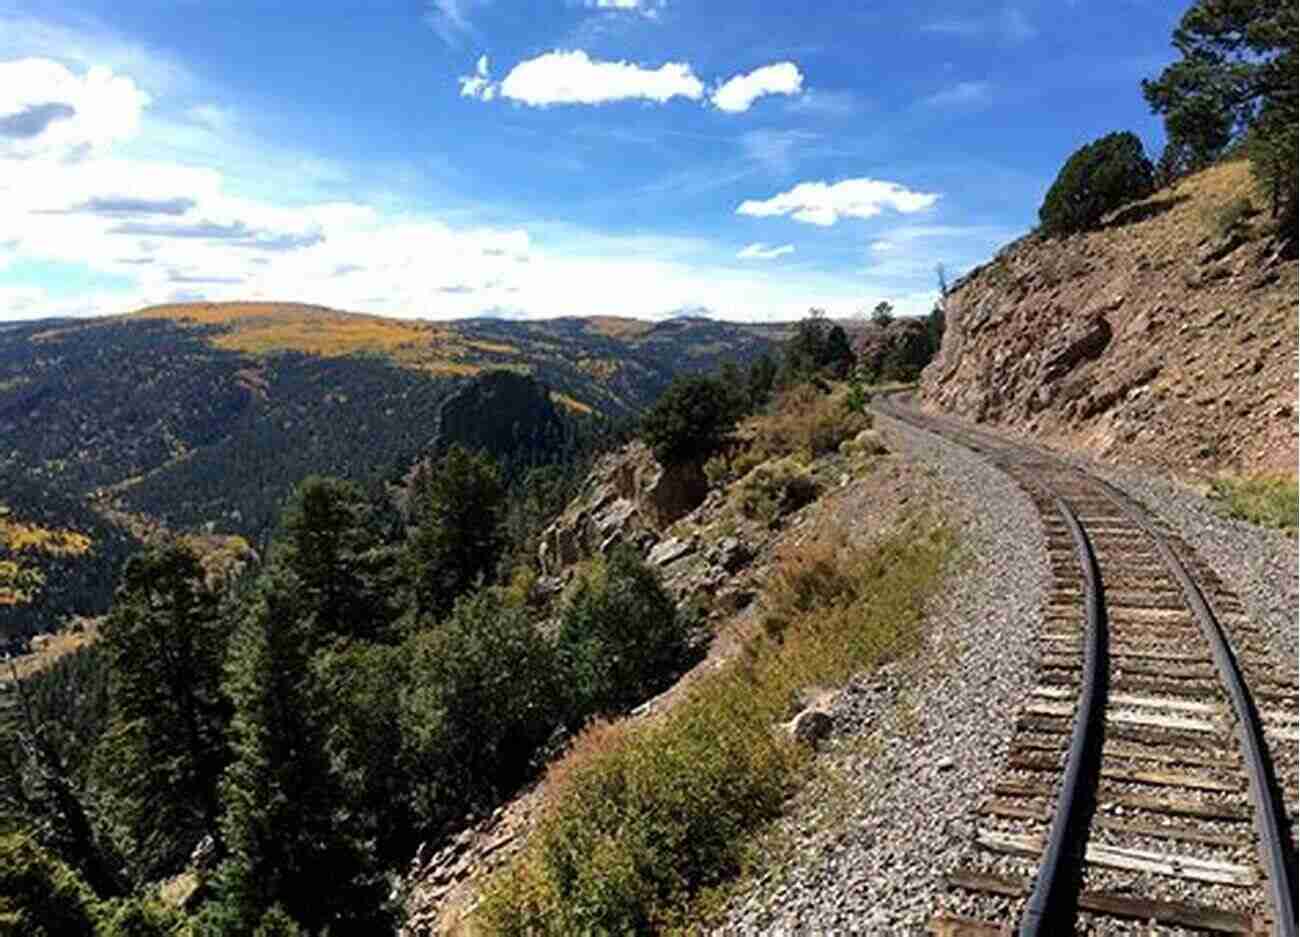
647,535,697,567
789,708,834,747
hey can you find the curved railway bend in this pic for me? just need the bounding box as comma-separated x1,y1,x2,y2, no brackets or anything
873,399,1298,937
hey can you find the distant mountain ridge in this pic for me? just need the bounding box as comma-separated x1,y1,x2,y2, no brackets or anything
0,301,786,634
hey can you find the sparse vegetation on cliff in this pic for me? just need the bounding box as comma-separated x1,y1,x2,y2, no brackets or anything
474,518,951,935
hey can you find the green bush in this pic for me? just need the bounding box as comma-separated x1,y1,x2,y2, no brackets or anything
1203,194,1256,239
95,897,188,937
731,457,819,525
556,545,691,723
1209,476,1298,530
0,831,99,937
640,376,745,465
475,520,953,935
1038,131,1155,235
400,590,562,828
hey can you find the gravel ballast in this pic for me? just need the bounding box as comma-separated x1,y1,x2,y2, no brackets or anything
712,411,1051,936
1066,453,1299,668
712,409,1298,936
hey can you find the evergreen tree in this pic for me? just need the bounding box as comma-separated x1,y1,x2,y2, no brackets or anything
556,545,689,722
272,476,401,642
746,353,777,409
0,831,99,937
640,376,741,465
405,445,506,620
92,543,230,884
1038,131,1155,235
399,591,560,830
204,566,392,936
1142,0,1297,219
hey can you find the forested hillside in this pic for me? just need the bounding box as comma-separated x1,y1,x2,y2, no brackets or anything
0,303,782,635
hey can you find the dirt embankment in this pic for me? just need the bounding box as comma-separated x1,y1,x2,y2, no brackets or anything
920,160,1298,478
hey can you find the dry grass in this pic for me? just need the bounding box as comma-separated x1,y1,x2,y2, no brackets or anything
549,391,594,415
6,622,99,681
747,383,872,463
472,516,953,935
584,316,655,341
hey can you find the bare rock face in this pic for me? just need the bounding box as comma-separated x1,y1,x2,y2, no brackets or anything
538,441,706,575
919,161,1297,477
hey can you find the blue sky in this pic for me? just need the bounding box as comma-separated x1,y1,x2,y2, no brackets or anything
0,0,1183,322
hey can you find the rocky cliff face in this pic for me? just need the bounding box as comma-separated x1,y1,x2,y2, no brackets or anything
537,441,707,576
920,160,1297,477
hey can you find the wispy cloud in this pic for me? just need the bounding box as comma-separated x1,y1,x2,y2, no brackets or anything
424,0,488,46
583,0,667,17
921,6,1038,44
739,129,818,174
737,178,940,227
784,88,858,117
922,80,993,109
737,242,794,260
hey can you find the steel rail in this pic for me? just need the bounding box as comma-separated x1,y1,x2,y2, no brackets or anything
876,396,1298,936
1017,495,1105,936
1094,478,1299,937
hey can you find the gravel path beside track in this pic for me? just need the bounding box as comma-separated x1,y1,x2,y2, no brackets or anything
714,412,1298,936
714,412,1050,935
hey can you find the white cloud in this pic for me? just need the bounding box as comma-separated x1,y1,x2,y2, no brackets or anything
711,62,803,113
459,54,496,101
869,240,894,252
0,58,149,160
923,80,992,109
497,50,703,106
737,242,794,260
737,178,939,226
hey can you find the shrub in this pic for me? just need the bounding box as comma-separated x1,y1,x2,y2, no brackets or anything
640,376,745,466
556,545,691,723
1038,131,1155,235
1203,194,1256,239
703,454,731,488
400,590,562,829
0,831,99,937
474,519,953,935
96,897,188,937
749,384,871,462
731,457,818,525
1209,475,1298,530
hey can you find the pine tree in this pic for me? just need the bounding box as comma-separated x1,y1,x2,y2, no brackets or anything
1142,0,1297,221
92,542,230,883
204,566,392,936
405,445,507,619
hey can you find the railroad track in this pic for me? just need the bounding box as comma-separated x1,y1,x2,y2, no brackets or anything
873,399,1298,937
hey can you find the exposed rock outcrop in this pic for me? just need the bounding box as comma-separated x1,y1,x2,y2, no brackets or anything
920,161,1297,476
537,441,707,575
